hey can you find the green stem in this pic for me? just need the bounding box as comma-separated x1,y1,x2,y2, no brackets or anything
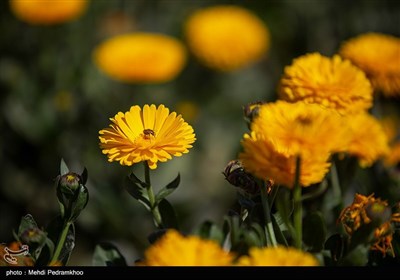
144,162,163,228
330,162,342,207
260,180,277,247
50,221,71,264
293,156,302,249
268,184,280,211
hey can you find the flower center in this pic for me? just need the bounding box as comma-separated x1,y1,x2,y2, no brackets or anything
296,115,313,126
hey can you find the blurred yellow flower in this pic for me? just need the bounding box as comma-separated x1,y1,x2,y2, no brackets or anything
185,5,270,71
10,0,88,25
141,230,234,266
384,142,400,167
240,101,346,187
339,33,400,97
380,116,400,167
345,112,389,167
175,101,199,123
93,33,186,83
237,246,319,266
279,53,373,114
99,104,195,169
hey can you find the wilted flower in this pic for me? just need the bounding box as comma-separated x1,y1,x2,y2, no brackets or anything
140,230,234,266
10,0,88,25
339,33,400,97
185,5,270,71
93,33,186,83
240,101,347,187
338,193,400,256
99,104,196,169
237,246,319,266
279,53,373,115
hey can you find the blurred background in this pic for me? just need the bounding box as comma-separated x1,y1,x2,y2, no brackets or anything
0,0,399,265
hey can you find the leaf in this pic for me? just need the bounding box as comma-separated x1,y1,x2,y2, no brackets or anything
271,214,288,246
275,187,295,238
128,172,147,188
81,167,88,185
124,177,150,210
60,158,69,176
92,242,127,266
195,220,224,244
340,244,369,266
155,173,180,204
324,234,347,264
303,211,327,252
158,199,179,229
250,223,267,246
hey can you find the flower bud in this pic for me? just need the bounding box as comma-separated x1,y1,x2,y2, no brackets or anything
20,228,46,244
365,202,392,226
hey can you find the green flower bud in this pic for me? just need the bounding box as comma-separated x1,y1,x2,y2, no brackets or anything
365,202,392,226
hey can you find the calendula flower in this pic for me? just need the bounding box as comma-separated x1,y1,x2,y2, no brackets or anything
279,53,373,114
338,193,400,256
339,33,400,97
384,142,400,167
237,246,319,266
240,101,347,187
141,230,234,266
93,33,186,83
99,104,196,169
380,116,400,167
185,5,270,71
10,0,88,25
345,112,389,167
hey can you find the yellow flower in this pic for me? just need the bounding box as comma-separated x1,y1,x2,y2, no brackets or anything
240,101,347,187
237,246,319,266
279,53,373,114
339,33,400,97
99,104,196,169
338,193,400,256
10,0,88,25
141,230,234,266
384,142,400,167
93,33,186,83
380,116,400,167
345,112,389,167
185,5,270,71
175,101,199,123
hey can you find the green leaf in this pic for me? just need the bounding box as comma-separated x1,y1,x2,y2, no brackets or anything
158,199,179,229
124,177,150,210
244,230,263,247
195,220,224,244
303,211,327,252
92,243,127,266
128,172,147,188
324,234,347,264
340,244,369,266
271,214,288,246
250,223,266,246
60,158,69,176
275,187,295,238
155,173,180,204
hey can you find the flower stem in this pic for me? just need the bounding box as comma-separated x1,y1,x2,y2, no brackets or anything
144,162,163,228
293,156,302,249
260,180,277,247
50,221,71,264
